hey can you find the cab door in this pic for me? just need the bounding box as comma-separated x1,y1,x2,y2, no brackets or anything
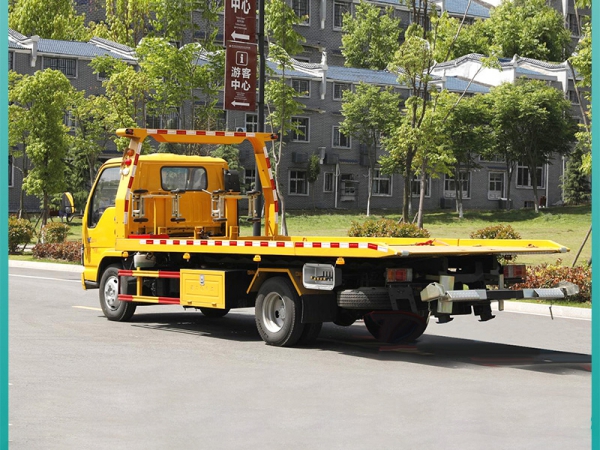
82,164,121,283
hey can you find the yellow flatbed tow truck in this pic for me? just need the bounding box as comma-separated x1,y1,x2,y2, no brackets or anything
81,128,575,347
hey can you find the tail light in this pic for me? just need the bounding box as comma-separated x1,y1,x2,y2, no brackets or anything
386,268,413,283
503,264,527,280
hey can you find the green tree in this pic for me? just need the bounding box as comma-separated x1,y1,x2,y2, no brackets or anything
264,0,307,235
89,0,152,47
340,82,402,216
431,12,490,62
9,69,74,226
211,145,243,172
9,0,90,40
341,1,402,70
307,153,321,209
483,0,571,61
488,80,576,213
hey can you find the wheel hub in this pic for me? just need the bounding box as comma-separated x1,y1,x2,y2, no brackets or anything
263,293,286,333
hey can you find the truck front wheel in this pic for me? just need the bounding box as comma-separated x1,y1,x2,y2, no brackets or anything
255,277,305,347
99,265,137,322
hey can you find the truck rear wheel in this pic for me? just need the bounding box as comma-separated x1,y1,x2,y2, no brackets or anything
363,311,429,344
255,277,305,347
99,265,136,322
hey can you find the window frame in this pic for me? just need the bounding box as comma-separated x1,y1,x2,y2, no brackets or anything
516,164,545,189
289,169,309,196
372,168,392,197
410,175,431,198
292,0,310,25
333,1,350,29
332,126,351,149
444,172,471,199
43,56,77,78
333,82,351,101
488,171,505,200
245,113,258,132
291,79,311,98
291,116,310,142
323,172,334,193
8,155,14,188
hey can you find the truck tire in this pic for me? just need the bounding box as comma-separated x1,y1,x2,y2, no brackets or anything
297,322,322,346
337,287,391,310
363,311,429,344
99,265,137,322
199,307,230,318
255,277,305,347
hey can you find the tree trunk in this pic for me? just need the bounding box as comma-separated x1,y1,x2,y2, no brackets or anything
366,167,372,216
417,170,426,229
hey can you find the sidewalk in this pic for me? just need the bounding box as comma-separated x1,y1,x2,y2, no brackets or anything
8,260,591,320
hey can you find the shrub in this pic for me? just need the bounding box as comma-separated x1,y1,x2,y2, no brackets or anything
41,222,70,243
32,241,81,262
510,259,591,304
8,217,36,254
470,224,521,240
348,218,430,238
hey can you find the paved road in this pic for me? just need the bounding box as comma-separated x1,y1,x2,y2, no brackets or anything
9,265,591,450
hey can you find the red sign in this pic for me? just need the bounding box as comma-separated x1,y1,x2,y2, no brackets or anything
225,0,256,44
225,41,257,112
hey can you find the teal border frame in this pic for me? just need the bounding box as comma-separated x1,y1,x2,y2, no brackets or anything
1,0,8,447
592,4,598,447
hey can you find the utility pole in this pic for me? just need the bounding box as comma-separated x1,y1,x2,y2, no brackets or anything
253,0,266,236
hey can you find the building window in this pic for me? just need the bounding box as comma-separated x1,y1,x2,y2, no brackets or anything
333,1,350,29
292,79,310,97
9,51,13,70
332,126,351,148
488,172,505,200
146,109,181,129
567,13,580,36
292,117,309,142
63,111,75,129
244,168,256,192
8,155,14,188
323,172,334,193
289,170,308,195
43,57,77,78
292,0,309,23
567,89,580,105
245,113,258,132
340,173,356,196
516,164,545,189
333,82,351,100
372,168,392,196
411,175,430,197
444,172,470,198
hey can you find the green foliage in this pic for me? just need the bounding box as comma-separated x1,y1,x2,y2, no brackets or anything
483,0,571,61
511,260,591,304
470,224,521,240
307,153,321,184
341,1,402,70
9,69,74,225
210,145,242,172
91,0,152,47
348,218,430,238
561,146,591,205
41,222,70,243
32,241,81,262
8,217,36,254
265,0,306,56
431,13,491,61
9,0,90,40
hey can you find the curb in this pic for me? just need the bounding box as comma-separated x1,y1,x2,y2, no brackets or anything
9,260,591,320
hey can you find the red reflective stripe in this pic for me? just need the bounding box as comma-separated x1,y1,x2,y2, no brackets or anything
118,294,134,301
271,180,276,190
133,153,140,164
157,297,181,304
186,240,194,245
124,199,129,212
331,242,340,248
119,270,134,276
260,241,268,247
245,241,253,246
159,239,167,245
350,243,359,248
368,243,378,250
176,130,187,135
276,242,285,247
230,241,238,246
274,201,279,213
157,129,168,134
173,240,180,245
200,240,208,245
144,240,153,244
127,176,135,189
295,242,304,248
157,271,180,279
214,241,222,246
265,159,271,169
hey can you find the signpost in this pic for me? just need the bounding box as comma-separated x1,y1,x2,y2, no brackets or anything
224,0,257,112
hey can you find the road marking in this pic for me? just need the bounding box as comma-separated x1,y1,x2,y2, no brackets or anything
10,274,80,283
504,309,591,321
72,306,102,311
